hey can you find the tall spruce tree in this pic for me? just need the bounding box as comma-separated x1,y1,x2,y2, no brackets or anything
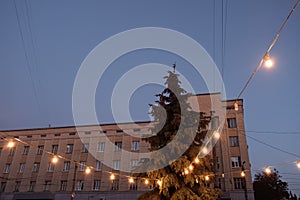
137,69,221,200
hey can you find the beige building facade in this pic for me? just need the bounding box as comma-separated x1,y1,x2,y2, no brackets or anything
0,93,254,200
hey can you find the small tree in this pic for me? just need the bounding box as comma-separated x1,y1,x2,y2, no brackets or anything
137,69,220,200
253,169,289,200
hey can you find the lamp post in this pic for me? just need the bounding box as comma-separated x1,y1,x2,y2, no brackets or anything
241,161,248,200
71,164,78,200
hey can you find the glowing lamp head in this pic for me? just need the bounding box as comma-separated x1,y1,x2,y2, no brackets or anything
202,147,208,155
7,141,15,148
51,156,58,164
129,177,134,183
241,171,246,177
144,179,149,185
157,180,162,187
213,131,220,140
264,54,273,68
194,157,200,164
265,167,272,175
184,168,189,175
205,175,210,181
85,167,91,174
110,174,115,180
188,164,194,171
297,161,300,169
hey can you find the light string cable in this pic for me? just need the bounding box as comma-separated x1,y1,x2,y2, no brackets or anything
235,0,300,103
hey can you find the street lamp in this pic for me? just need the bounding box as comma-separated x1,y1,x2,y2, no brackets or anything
71,164,78,200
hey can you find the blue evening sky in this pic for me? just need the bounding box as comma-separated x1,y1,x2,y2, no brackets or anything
0,0,299,195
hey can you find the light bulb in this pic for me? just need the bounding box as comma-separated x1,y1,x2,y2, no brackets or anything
205,175,210,181
241,171,245,177
144,179,149,185
234,102,239,111
110,174,115,180
265,167,272,175
184,168,189,175
202,147,208,155
157,180,162,187
85,167,91,174
213,131,220,140
194,157,200,164
296,161,300,169
129,177,134,183
188,165,194,171
264,54,273,68
7,141,15,148
51,156,58,164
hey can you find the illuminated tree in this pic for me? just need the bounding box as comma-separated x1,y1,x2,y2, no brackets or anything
137,69,221,200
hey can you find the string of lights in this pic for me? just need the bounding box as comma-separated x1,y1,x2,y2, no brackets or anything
234,0,300,110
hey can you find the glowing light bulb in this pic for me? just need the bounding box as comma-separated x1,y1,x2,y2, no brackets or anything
188,165,194,171
205,175,210,181
234,102,239,111
129,177,134,183
51,156,58,164
202,147,208,155
144,179,149,185
110,174,115,180
241,171,246,177
194,157,200,164
222,173,225,178
213,131,220,140
7,141,15,148
265,167,272,175
85,167,91,174
157,180,162,187
296,161,300,169
184,168,189,175
264,54,273,68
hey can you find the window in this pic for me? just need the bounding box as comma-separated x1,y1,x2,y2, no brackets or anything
85,131,91,135
60,181,67,191
233,178,245,189
63,161,71,171
93,180,101,191
0,147,3,156
227,118,237,128
15,181,21,192
19,163,25,173
98,142,105,152
54,133,61,137
131,141,140,151
66,144,73,154
82,143,89,153
76,180,84,191
48,163,55,172
4,164,10,173
111,179,119,190
129,179,138,190
115,142,122,152
33,162,40,172
29,181,36,192
37,145,44,155
96,160,102,171
44,181,51,191
52,145,58,154
9,147,15,156
116,130,123,133
113,160,120,170
231,156,241,168
0,182,6,192
229,136,239,147
131,159,139,169
23,146,30,155
69,132,76,136
41,134,46,138
79,161,86,171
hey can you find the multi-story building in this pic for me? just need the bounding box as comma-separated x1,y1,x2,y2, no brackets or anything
0,93,254,200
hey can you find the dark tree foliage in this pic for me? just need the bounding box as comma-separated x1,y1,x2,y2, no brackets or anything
137,70,221,200
253,169,289,200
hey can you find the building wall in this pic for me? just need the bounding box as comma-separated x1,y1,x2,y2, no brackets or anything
0,93,254,200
